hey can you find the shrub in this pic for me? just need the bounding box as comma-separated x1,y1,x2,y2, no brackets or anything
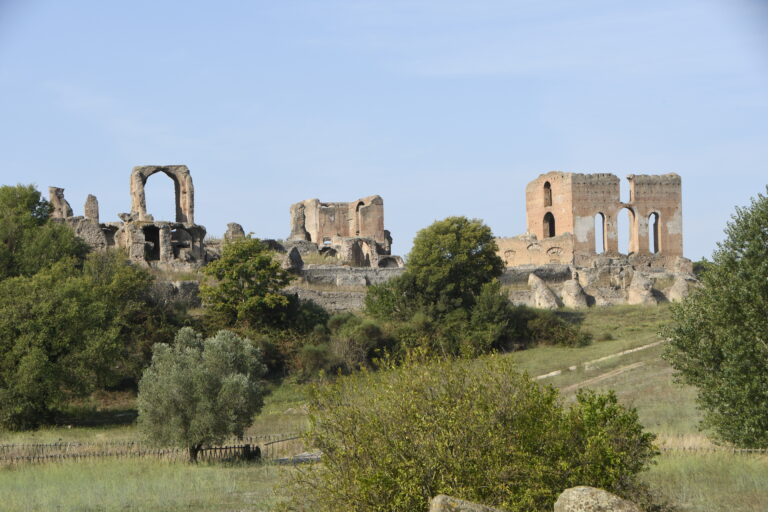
289,357,657,512
526,310,592,347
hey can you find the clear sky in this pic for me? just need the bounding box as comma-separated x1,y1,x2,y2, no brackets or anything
1,1,766,260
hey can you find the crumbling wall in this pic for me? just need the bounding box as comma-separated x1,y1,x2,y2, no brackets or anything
289,195,386,245
51,165,208,272
496,233,574,266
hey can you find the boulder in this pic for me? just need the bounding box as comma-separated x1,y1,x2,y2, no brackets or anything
528,273,561,309
554,486,641,512
281,246,304,272
627,272,657,306
429,495,504,512
667,275,694,302
561,278,589,308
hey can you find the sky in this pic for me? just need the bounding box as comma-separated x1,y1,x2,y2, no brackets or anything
0,0,766,260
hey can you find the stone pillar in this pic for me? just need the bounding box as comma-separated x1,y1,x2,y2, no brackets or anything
84,194,100,224
159,224,173,263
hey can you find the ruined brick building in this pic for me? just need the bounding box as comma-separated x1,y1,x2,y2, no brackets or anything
496,171,686,270
287,196,402,268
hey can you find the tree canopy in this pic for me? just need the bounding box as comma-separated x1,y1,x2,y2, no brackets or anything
137,328,267,462
0,251,154,429
663,187,768,447
365,216,504,320
0,184,88,280
200,238,293,328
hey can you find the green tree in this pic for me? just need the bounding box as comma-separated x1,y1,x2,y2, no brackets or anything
137,328,266,462
663,188,768,447
200,238,293,328
0,184,87,279
289,357,657,512
366,216,504,320
0,251,153,429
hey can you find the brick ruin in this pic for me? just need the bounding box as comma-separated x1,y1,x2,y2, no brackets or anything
496,172,687,270
48,166,694,310
287,196,402,268
494,171,695,309
50,165,207,271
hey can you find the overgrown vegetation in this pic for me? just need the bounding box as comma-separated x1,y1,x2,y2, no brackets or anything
287,356,657,512
663,187,768,448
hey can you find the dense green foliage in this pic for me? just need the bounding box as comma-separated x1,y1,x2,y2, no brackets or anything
290,357,657,512
201,238,294,328
137,328,266,461
664,188,768,447
0,184,88,280
0,251,155,429
366,216,504,319
364,217,589,359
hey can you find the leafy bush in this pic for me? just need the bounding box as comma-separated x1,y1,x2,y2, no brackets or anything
137,328,266,462
288,357,657,512
526,310,592,347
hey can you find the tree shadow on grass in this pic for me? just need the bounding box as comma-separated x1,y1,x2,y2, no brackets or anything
53,407,138,427
555,310,587,326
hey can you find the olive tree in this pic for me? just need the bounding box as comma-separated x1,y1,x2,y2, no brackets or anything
663,187,768,447
137,328,267,462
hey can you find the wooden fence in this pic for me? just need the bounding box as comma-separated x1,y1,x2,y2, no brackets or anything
0,433,306,466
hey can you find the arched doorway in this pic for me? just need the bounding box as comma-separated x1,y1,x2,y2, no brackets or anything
143,173,176,222
543,212,556,238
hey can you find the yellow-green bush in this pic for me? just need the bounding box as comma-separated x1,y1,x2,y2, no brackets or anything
288,356,657,511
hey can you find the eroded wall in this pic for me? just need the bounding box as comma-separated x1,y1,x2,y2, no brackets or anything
289,195,386,245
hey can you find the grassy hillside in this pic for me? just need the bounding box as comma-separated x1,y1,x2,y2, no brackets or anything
1,304,767,511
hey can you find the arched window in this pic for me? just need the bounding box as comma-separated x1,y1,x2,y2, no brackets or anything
543,212,556,238
618,207,636,255
594,213,605,253
543,182,552,207
648,213,660,253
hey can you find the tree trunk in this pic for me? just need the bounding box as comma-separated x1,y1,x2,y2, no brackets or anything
188,444,201,463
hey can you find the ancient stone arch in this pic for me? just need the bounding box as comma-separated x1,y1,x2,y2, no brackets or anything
130,165,195,224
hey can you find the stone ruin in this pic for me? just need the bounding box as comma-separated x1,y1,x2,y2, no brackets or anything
49,165,694,311
495,171,697,309
50,165,208,271
286,196,403,269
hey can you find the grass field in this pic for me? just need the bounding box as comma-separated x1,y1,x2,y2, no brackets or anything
1,304,766,511
0,459,292,511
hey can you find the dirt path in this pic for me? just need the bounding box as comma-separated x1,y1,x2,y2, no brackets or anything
560,361,646,393
534,339,666,381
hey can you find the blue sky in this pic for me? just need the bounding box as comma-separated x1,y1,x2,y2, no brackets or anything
1,1,766,260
